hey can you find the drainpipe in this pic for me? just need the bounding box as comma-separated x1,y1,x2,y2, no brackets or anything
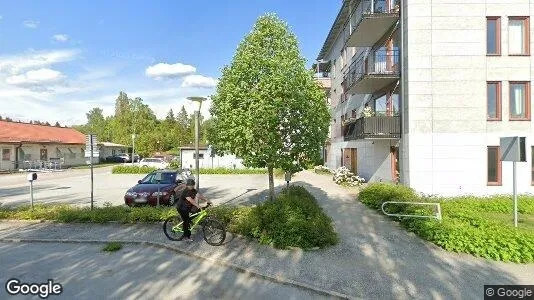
399,0,406,185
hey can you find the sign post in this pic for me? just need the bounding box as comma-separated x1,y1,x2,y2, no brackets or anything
500,136,526,228
27,173,37,209
85,134,98,210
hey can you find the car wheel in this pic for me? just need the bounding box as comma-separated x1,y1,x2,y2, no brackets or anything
168,193,176,206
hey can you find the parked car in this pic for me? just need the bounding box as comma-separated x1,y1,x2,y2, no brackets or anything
139,158,169,169
124,170,186,206
105,154,129,163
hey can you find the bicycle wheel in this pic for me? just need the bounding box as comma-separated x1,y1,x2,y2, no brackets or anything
202,218,226,246
163,215,184,241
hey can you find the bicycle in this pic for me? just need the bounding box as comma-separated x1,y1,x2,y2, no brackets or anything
163,203,226,246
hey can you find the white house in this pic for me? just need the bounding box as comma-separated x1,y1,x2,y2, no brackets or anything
0,120,86,170
180,147,245,169
317,0,534,196
98,142,128,161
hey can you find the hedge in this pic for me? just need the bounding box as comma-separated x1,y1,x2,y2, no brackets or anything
112,166,157,174
358,183,534,263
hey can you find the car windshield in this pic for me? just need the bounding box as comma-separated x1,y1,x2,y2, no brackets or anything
139,172,176,184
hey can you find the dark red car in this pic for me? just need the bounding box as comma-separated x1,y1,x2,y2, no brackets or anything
124,170,186,206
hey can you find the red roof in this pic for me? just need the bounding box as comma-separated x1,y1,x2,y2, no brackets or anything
0,120,85,144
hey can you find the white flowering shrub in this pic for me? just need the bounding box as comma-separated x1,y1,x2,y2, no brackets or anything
314,165,332,174
333,167,365,186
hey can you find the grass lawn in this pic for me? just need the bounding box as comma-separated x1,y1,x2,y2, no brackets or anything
481,212,534,231
72,163,119,170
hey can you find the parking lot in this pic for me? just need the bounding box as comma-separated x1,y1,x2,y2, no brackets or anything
0,167,285,208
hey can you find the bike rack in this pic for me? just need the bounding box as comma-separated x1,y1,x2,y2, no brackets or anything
381,201,442,221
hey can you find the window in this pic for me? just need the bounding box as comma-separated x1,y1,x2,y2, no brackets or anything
509,82,530,120
2,149,11,161
487,82,502,120
193,153,204,159
487,17,501,55
487,146,502,185
509,17,529,55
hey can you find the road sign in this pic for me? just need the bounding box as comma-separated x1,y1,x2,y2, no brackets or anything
85,134,99,158
499,136,527,228
500,136,526,162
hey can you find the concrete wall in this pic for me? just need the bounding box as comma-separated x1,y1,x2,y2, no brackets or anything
404,0,534,196
180,149,245,169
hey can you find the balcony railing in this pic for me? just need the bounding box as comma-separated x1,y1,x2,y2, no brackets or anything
343,49,399,93
344,0,400,46
344,116,400,140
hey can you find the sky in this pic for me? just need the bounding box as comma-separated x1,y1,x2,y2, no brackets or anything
0,1,340,126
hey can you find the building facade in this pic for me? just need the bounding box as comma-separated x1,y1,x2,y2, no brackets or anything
0,120,86,170
98,142,128,161
317,0,534,196
180,147,245,169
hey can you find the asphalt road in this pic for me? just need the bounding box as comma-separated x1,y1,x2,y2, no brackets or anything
0,242,328,300
0,167,285,208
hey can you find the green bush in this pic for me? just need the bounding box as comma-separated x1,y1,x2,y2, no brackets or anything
102,242,122,252
168,160,181,170
199,168,267,174
358,184,534,263
112,166,157,174
211,186,338,250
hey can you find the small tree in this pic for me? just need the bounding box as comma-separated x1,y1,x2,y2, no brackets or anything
209,14,330,199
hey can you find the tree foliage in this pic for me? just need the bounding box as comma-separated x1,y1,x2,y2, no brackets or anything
75,91,210,157
209,14,330,198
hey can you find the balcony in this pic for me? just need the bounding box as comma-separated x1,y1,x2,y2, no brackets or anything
343,49,399,95
314,72,331,90
343,116,400,140
345,0,400,47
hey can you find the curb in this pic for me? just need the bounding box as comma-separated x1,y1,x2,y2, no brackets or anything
0,237,353,300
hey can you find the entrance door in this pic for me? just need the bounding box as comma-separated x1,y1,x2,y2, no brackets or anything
351,148,358,175
343,148,358,174
391,146,399,182
40,148,48,161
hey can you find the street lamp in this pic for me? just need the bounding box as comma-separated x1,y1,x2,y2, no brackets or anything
187,96,207,191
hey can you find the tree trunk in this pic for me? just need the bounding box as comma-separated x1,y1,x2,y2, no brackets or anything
268,165,275,200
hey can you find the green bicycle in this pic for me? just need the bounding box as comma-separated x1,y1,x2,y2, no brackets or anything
163,203,226,246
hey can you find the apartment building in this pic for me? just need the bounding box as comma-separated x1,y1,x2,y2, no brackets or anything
316,0,534,196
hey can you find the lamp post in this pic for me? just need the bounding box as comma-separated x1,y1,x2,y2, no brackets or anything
187,96,207,191
131,134,136,165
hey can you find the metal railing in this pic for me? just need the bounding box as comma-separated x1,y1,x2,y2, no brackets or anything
381,201,442,221
344,116,400,140
343,0,400,45
16,160,64,172
343,49,399,92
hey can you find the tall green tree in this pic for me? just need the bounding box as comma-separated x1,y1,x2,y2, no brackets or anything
85,107,109,141
209,14,330,199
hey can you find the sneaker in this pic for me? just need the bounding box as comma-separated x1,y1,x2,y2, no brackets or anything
185,237,194,242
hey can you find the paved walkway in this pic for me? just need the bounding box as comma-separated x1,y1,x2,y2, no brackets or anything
0,171,533,299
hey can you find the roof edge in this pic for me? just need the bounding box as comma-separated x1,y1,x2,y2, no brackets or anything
316,0,351,61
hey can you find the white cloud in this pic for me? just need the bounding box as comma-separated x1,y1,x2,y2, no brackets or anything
0,49,79,74
145,62,196,79
181,74,218,88
52,34,69,42
5,68,64,87
23,20,39,29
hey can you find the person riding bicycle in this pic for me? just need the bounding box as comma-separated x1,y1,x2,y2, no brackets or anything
176,178,211,241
